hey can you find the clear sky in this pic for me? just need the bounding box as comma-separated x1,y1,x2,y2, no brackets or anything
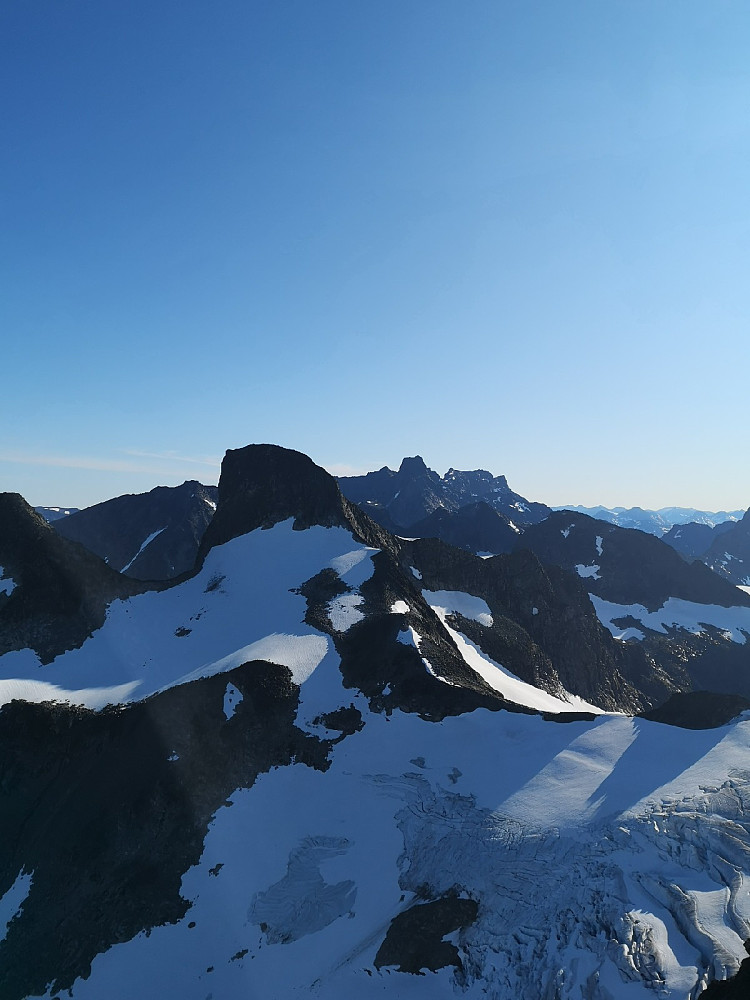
2,0,749,510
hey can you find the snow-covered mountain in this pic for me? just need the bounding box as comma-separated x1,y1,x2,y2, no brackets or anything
1,445,750,998
558,505,743,537
51,480,218,580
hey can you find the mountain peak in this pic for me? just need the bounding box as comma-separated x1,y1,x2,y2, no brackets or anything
397,455,429,476
198,444,348,556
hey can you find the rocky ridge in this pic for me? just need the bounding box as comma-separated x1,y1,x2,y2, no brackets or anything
52,480,218,581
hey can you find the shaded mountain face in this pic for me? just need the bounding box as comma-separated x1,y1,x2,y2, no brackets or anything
513,511,750,702
515,511,749,612
701,508,750,586
338,457,549,532
404,501,521,555
52,480,218,581
663,519,736,561
3,445,750,1000
0,493,143,663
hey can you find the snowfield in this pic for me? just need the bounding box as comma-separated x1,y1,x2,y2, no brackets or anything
39,649,750,1000
0,520,378,709
590,594,750,644
4,517,750,998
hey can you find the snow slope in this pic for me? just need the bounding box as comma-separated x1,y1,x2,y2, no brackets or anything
424,589,602,714
5,509,750,999
0,520,377,709
38,639,750,1000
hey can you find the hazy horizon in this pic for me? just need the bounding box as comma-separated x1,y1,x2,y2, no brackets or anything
13,443,749,515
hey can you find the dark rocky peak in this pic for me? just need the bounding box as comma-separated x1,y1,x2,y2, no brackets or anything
198,444,387,560
339,457,548,533
397,455,432,478
440,469,549,525
444,468,505,490
0,493,143,663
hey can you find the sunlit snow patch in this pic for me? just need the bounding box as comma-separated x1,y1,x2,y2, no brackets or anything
590,595,750,644
0,566,16,597
327,594,365,632
0,870,32,944
328,548,378,586
121,527,167,573
0,678,141,710
222,682,243,720
397,626,421,649
449,622,601,713
390,600,409,614
423,590,493,627
171,634,329,688
576,563,601,580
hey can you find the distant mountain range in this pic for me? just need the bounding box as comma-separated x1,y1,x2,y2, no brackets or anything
337,456,549,536
3,447,749,997
555,504,743,536
34,505,79,521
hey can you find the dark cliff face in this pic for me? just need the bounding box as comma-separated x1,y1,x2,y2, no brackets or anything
0,493,144,663
198,445,348,556
197,444,395,563
53,481,218,581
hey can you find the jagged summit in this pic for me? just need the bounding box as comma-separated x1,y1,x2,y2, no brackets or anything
397,455,430,476
338,457,549,533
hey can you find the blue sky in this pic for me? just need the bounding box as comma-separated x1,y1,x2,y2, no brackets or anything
2,0,749,509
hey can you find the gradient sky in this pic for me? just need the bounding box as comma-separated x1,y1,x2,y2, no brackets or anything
2,0,749,510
